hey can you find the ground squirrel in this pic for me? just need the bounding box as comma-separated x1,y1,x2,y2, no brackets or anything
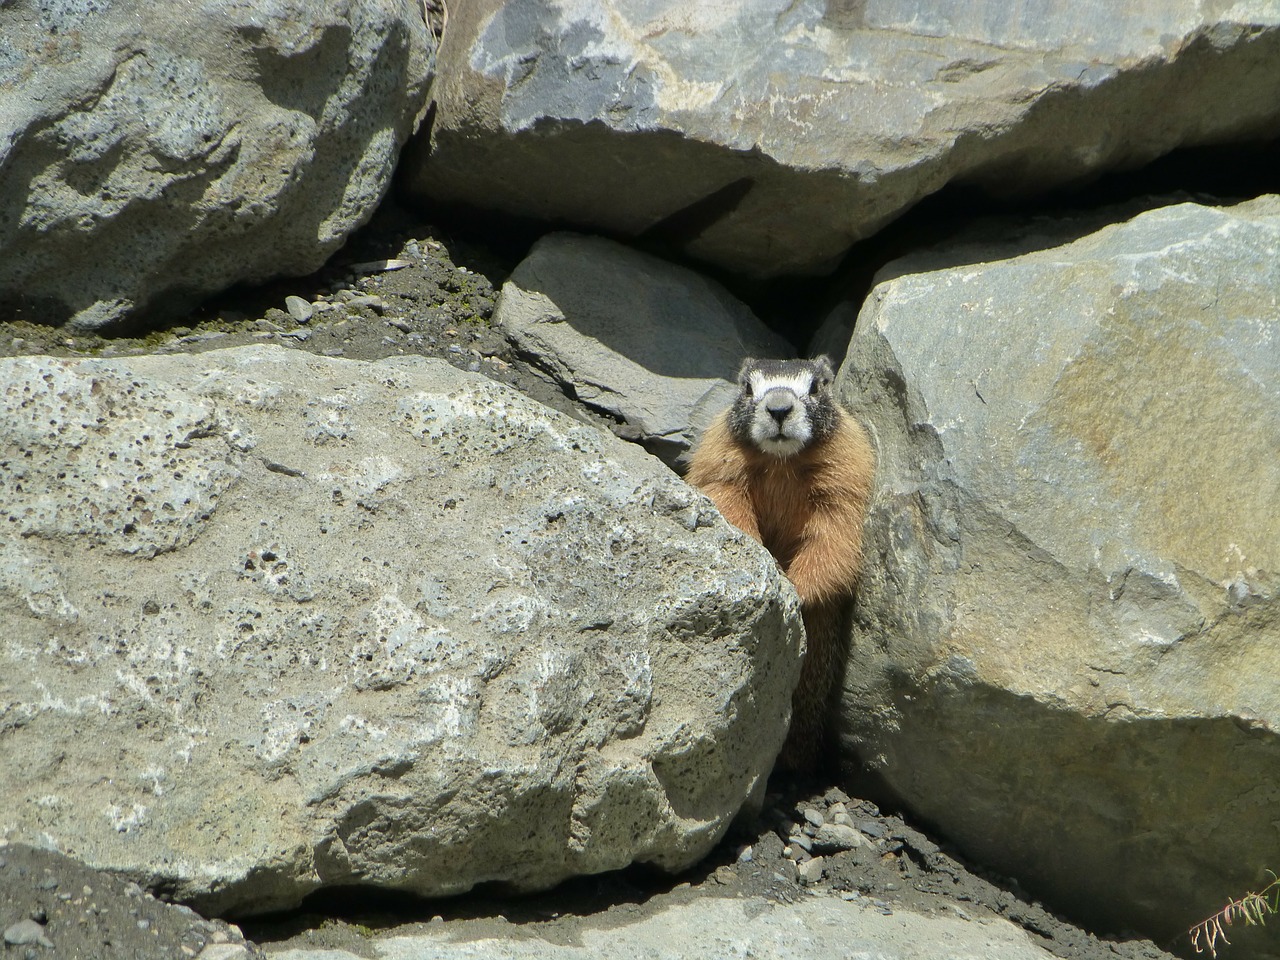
687,356,874,770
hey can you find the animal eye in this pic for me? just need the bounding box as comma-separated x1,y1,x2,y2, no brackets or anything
808,379,819,395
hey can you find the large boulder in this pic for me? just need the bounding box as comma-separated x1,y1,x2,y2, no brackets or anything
492,232,793,466
0,345,802,917
0,0,432,331
836,198,1280,943
405,0,1280,278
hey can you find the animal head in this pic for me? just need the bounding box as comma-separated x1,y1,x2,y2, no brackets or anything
727,356,839,458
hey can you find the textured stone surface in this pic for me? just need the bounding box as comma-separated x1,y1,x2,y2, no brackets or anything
836,198,1280,942
406,0,1280,278
0,345,802,916
492,232,793,465
0,0,432,330
269,894,1063,960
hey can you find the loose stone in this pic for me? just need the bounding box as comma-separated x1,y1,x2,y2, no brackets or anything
812,823,864,853
4,919,53,949
284,295,313,323
797,856,826,885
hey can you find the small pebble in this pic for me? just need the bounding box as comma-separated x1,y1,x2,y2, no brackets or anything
4,919,53,949
812,823,864,853
284,296,313,323
796,856,825,885
346,295,388,314
736,845,753,864
280,329,311,341
788,833,813,853
857,820,888,839
348,258,410,274
803,808,825,828
386,317,413,332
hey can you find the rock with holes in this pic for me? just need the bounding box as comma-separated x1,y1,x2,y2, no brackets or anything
0,0,432,331
492,232,793,467
0,345,802,916
405,0,1280,278
835,197,1280,944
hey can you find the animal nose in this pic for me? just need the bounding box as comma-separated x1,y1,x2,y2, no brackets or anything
764,392,794,426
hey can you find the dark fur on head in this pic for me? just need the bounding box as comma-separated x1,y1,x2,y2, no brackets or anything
727,356,839,456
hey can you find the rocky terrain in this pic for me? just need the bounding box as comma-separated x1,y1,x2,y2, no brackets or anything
3,1,1279,958
0,201,1194,960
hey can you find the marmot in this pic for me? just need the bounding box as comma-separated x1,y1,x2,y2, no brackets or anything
686,356,874,771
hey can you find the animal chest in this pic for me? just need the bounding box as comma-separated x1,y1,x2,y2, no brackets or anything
748,461,819,574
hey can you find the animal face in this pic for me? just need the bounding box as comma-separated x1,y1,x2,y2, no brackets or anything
729,357,838,458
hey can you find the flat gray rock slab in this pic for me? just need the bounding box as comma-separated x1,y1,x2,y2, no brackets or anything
0,346,802,917
268,895,1061,960
409,0,1280,277
837,197,1280,943
493,232,793,465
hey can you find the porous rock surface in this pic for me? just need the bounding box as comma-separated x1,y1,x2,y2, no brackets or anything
492,232,793,466
0,345,802,917
407,0,1280,278
0,0,432,331
836,197,1280,942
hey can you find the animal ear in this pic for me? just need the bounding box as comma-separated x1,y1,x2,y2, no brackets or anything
810,354,835,383
736,357,757,384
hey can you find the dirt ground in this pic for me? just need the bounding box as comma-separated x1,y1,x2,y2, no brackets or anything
0,202,1191,960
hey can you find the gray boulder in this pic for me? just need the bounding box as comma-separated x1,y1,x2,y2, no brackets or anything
491,232,793,466
406,0,1280,279
0,345,802,916
269,894,1063,960
836,198,1280,943
0,0,432,331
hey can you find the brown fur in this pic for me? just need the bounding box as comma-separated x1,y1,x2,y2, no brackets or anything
686,394,874,771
